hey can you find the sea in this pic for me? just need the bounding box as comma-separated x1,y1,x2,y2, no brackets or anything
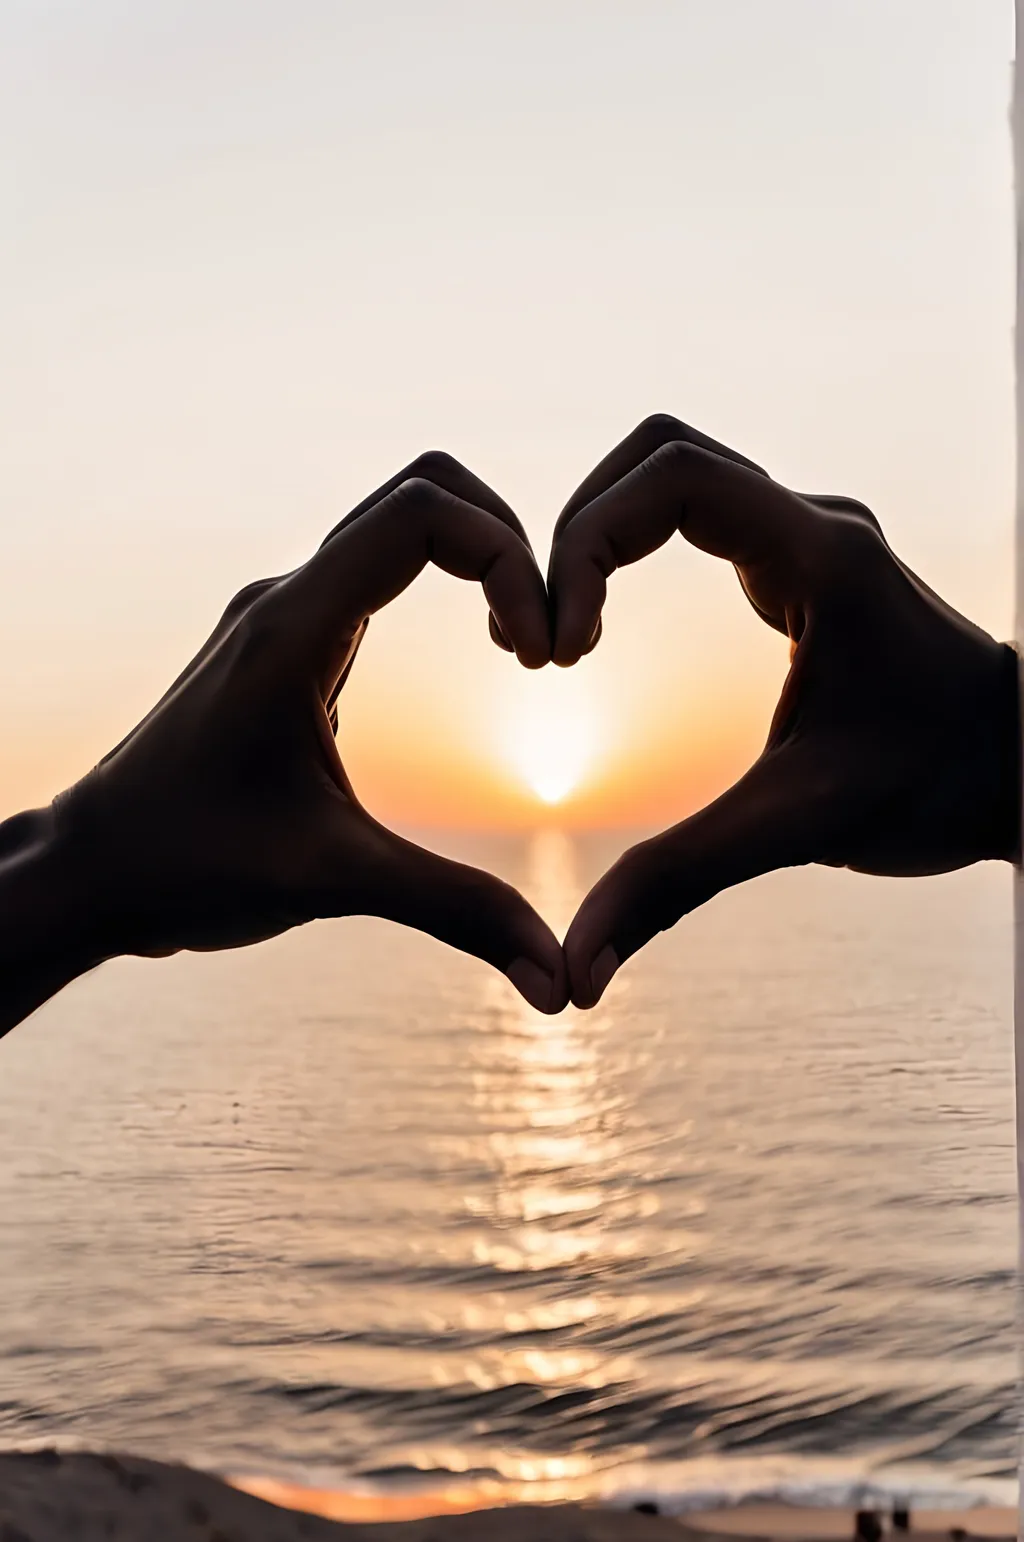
0,831,1016,1518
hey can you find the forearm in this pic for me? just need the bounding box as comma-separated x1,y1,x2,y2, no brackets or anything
973,641,1022,865
0,806,109,1038
999,642,1022,863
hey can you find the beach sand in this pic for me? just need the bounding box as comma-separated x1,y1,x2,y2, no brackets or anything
0,1452,1015,1541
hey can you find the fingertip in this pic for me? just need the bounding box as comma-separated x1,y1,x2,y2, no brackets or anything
568,979,593,1009
568,975,595,1009
581,616,603,656
488,586,551,669
552,621,599,665
552,636,583,669
509,618,552,670
506,956,559,1014
515,645,551,671
489,611,514,652
483,540,552,670
550,597,602,668
590,943,619,1002
568,942,619,1009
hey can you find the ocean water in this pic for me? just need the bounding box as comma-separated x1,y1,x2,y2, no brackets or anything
0,832,1015,1515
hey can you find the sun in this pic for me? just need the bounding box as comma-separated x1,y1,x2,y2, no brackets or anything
500,670,599,808
515,722,588,805
531,765,578,807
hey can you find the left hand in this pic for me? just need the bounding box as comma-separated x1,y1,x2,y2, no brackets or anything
49,452,568,1015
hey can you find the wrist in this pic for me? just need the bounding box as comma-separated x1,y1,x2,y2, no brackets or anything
0,802,116,1035
983,643,1021,864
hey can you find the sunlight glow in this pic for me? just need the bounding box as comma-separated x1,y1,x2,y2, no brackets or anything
526,759,579,807
501,671,600,808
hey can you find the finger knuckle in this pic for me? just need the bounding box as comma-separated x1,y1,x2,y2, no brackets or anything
389,475,444,516
556,509,601,562
817,505,888,586
222,577,277,624
814,493,883,531
409,448,463,482
838,497,885,537
635,412,689,448
230,592,284,667
834,507,886,562
644,437,699,478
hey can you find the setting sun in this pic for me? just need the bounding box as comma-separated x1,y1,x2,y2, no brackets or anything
524,756,579,807
501,670,600,808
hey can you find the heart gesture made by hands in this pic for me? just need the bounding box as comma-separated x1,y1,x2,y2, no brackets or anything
6,415,1018,1035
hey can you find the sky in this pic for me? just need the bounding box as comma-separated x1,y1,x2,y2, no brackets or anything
0,0,1015,831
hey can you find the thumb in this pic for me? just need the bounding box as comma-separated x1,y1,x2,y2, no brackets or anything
564,748,835,1008
334,820,569,1014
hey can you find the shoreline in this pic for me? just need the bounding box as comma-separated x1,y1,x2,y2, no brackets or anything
0,1451,1014,1540
233,1474,1018,1538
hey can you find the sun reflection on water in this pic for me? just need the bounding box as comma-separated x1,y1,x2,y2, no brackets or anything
474,830,626,1262
439,831,658,1492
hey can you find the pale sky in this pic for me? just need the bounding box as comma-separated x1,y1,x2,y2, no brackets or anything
1,0,1015,828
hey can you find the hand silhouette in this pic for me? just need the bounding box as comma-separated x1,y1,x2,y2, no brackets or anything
0,453,568,1034
549,415,1019,1008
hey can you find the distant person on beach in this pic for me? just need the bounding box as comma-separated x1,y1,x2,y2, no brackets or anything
0,419,1018,1033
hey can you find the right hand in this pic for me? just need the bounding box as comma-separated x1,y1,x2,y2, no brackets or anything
549,415,1019,1008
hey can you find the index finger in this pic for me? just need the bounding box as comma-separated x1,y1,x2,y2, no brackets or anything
322,448,535,554
324,448,536,658
554,413,769,539
549,442,817,666
276,477,552,684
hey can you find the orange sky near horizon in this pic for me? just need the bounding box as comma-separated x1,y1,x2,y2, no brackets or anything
0,2,1014,835
330,546,792,832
